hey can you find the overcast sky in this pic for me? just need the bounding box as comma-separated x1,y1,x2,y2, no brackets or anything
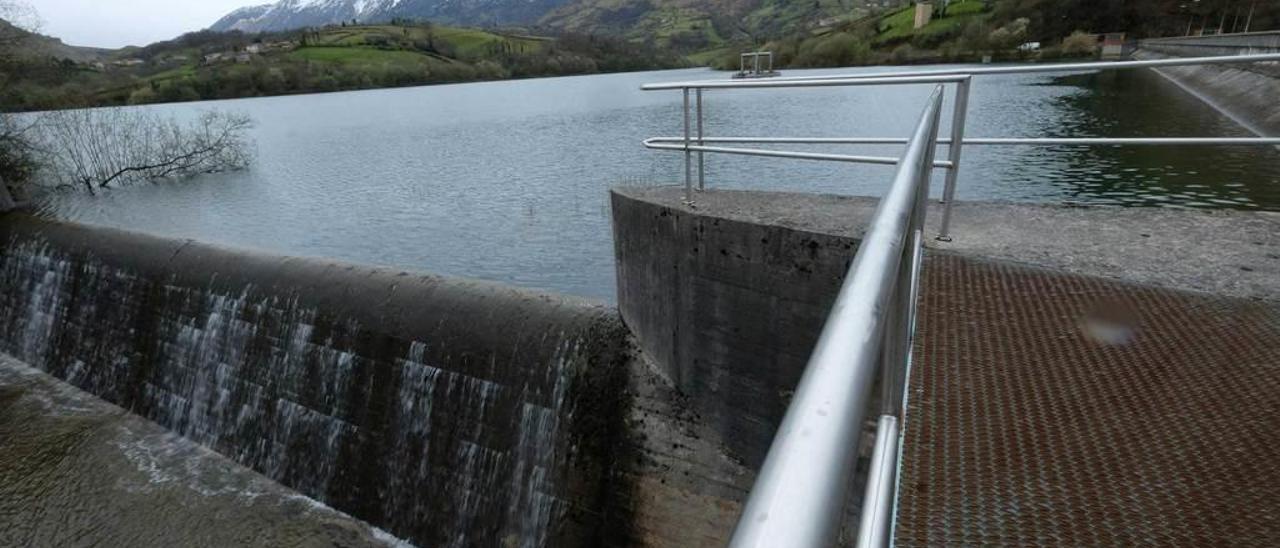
30,0,258,48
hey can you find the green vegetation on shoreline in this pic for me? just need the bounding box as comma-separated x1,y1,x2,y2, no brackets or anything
706,0,1095,70
3,0,1278,111
0,22,684,111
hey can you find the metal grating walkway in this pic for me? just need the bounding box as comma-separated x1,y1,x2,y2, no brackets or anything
896,253,1280,546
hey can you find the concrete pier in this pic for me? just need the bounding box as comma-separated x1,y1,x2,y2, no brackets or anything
615,186,1280,302
612,186,1279,471
611,185,1280,545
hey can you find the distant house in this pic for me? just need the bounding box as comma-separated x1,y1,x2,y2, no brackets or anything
1100,32,1127,58
203,52,224,63
246,43,263,54
235,53,252,63
112,58,144,67
913,3,934,30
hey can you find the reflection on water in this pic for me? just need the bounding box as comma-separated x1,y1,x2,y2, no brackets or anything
33,65,1280,300
1035,69,1277,208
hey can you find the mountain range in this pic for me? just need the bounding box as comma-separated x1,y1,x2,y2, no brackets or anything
211,0,563,32
211,0,903,48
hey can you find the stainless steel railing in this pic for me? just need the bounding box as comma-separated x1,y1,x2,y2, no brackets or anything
727,84,941,548
639,52,1280,548
644,52,1280,240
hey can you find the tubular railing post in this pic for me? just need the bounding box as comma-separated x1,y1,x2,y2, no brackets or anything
937,77,969,242
683,88,692,202
856,415,900,548
864,96,940,548
697,88,705,191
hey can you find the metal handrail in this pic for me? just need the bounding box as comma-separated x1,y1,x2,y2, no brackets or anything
643,52,1280,89
639,53,1280,548
646,136,1280,146
644,52,1280,240
727,85,943,548
641,138,956,168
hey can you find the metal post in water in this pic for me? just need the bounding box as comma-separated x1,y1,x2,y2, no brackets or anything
937,77,970,241
683,88,692,202
697,89,705,191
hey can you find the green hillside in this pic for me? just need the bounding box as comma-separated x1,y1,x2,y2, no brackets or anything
539,0,875,51
0,23,680,110
875,0,987,44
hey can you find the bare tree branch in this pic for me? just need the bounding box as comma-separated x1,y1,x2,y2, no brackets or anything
0,0,41,50
35,108,255,192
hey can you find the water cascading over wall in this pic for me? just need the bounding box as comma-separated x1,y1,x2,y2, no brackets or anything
0,215,632,547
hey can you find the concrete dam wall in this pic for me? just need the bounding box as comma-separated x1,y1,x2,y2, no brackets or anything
1136,32,1280,135
611,186,871,469
0,215,632,547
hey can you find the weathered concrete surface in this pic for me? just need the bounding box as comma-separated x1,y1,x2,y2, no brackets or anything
0,214,633,548
608,350,752,546
0,354,403,547
1133,36,1280,135
622,186,1280,301
612,187,867,468
612,185,1280,470
1140,32,1280,65
931,201,1280,302
607,349,868,547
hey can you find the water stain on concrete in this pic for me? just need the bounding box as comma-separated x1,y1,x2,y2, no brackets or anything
0,356,406,548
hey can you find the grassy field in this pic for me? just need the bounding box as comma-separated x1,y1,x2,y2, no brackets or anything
144,24,549,92
307,25,548,59
877,0,987,43
686,45,735,66
289,46,441,66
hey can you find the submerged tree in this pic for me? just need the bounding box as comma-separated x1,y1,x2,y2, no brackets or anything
38,109,254,194
0,0,43,204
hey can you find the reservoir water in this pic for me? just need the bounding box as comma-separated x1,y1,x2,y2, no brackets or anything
35,65,1280,301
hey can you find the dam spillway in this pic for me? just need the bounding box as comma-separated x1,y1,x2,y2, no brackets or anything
0,215,632,547
2,184,1280,545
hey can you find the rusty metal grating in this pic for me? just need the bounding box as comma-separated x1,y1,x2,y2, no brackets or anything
895,253,1280,546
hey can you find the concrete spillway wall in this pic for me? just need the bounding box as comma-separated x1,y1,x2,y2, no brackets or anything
1136,32,1280,135
611,186,865,468
0,215,632,547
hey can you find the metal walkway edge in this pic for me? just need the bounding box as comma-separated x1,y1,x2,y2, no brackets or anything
896,252,1280,546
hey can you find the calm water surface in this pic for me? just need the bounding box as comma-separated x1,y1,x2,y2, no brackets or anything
36,65,1280,300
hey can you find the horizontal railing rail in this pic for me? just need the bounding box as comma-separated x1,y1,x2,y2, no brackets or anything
646,136,1280,146
641,138,955,167
645,52,1280,240
643,52,1280,90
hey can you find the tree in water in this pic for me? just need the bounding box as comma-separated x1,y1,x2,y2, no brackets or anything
0,0,43,204
36,109,254,194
